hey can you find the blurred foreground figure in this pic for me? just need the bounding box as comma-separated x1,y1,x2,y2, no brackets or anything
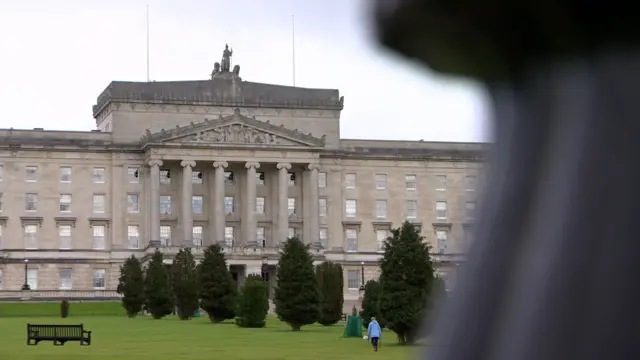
373,2,640,360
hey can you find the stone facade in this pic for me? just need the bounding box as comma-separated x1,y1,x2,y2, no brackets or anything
0,59,487,303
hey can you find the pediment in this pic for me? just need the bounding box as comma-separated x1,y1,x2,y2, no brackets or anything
141,108,325,147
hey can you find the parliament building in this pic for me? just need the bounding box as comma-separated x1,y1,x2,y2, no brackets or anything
0,49,486,304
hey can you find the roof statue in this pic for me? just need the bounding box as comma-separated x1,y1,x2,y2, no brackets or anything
211,44,240,80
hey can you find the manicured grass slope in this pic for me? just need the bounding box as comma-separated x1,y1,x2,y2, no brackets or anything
0,316,413,360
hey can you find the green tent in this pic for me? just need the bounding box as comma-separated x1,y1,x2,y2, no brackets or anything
343,316,363,338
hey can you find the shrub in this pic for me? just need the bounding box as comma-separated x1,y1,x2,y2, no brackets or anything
235,274,269,328
316,261,344,326
198,244,237,323
117,255,145,318
274,237,320,331
144,250,174,319
171,248,199,320
361,280,385,329
60,300,70,318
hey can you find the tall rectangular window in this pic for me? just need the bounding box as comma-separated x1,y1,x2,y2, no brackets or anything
375,174,387,189
346,229,358,252
160,195,171,215
224,227,234,247
345,199,357,217
435,175,447,191
160,225,171,246
128,225,140,249
466,175,477,191
127,194,140,213
60,166,72,183
319,228,328,249
436,201,447,219
319,198,327,217
160,169,170,184
93,269,106,289
192,171,203,184
288,172,296,186
376,200,387,219
437,230,448,253
288,198,296,215
405,174,417,190
92,225,106,249
224,171,234,185
318,172,327,188
27,269,38,290
24,224,38,249
406,200,418,219
127,167,139,183
193,226,203,247
257,227,266,247
59,194,72,213
192,196,203,214
347,270,361,290
256,172,265,185
93,194,105,213
59,268,72,290
224,196,234,214
256,197,265,214
345,173,356,189
288,227,296,240
92,167,105,183
376,229,389,252
25,193,38,211
59,225,72,249
25,166,38,182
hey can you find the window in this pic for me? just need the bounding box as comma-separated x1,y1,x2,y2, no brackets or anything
435,175,447,191
318,172,327,188
59,268,72,290
405,175,417,190
92,225,106,249
256,197,265,214
93,269,106,289
127,167,139,183
92,167,105,183
437,230,448,253
375,174,387,190
25,193,38,211
256,172,265,185
192,196,203,214
59,225,72,249
193,226,203,247
0,269,3,289
192,171,203,184
160,195,171,215
27,269,38,290
60,166,72,183
92,194,105,213
160,225,171,246
346,229,358,252
319,198,327,217
59,194,72,213
345,199,357,218
466,176,477,191
436,201,447,219
288,172,296,186
376,200,387,219
160,169,171,184
345,173,356,189
288,228,296,239
376,229,389,252
406,200,418,219
24,224,38,249
224,227,234,247
288,198,296,215
128,225,140,249
0,165,3,182
347,270,361,290
257,227,266,247
319,228,328,248
466,202,476,219
224,171,234,185
127,194,139,213
26,166,38,182
224,196,234,214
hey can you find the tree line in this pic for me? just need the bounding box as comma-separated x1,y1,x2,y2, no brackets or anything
117,221,445,343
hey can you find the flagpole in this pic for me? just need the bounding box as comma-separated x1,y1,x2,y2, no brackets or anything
146,5,150,82
292,14,296,87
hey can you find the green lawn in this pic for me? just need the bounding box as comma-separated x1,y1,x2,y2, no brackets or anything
0,315,416,360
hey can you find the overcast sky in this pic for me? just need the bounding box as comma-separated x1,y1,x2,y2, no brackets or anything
0,0,491,143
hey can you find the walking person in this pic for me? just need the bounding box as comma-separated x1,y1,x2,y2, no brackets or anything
367,317,382,352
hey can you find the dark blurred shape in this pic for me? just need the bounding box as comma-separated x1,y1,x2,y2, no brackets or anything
372,1,640,360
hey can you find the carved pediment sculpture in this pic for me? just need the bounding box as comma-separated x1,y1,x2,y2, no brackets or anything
182,124,296,145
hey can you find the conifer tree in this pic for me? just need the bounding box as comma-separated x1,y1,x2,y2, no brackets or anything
361,279,385,329
198,244,237,323
316,261,344,326
144,250,174,319
171,248,199,320
378,221,434,344
274,236,320,331
235,274,269,328
117,255,145,318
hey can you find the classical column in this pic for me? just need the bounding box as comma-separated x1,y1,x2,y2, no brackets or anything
148,160,163,246
276,162,291,245
243,161,260,247
212,161,228,246
181,160,196,246
306,164,321,248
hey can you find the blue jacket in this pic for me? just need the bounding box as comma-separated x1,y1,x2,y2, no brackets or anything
368,320,382,338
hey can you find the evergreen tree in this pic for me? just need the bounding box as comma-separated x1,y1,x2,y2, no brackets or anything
361,279,386,329
274,236,320,331
235,274,269,328
117,255,145,318
143,250,174,319
315,261,344,326
171,248,199,320
378,221,434,345
198,244,237,323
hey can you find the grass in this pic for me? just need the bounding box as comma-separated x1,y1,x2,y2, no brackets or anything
0,315,416,360
0,302,125,317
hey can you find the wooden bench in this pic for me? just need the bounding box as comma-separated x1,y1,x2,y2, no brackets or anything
27,324,92,346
